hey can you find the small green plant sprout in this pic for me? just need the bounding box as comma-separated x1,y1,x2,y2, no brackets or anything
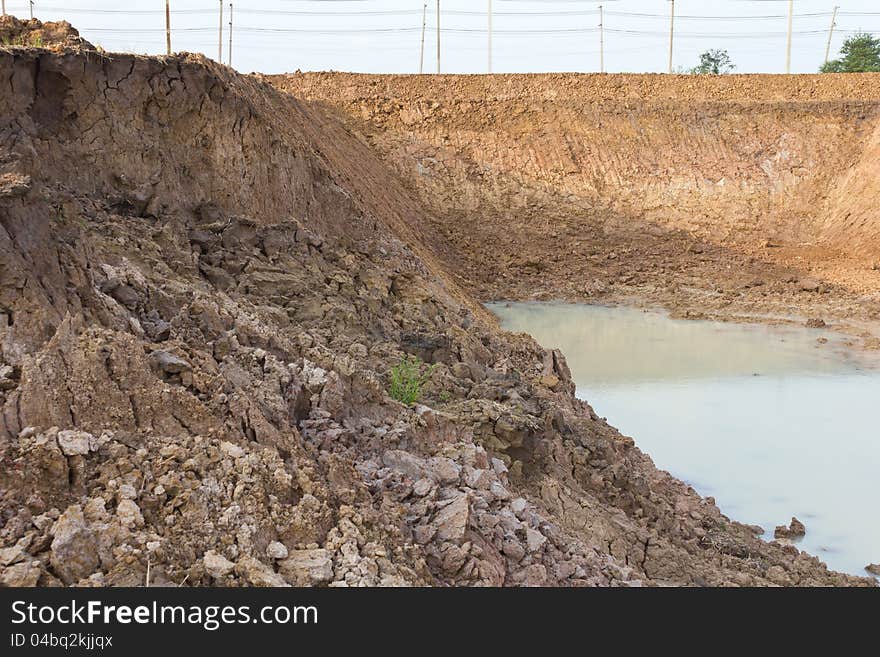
389,355,435,406
2,33,44,48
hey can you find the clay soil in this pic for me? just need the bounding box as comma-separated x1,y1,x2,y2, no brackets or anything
271,72,880,346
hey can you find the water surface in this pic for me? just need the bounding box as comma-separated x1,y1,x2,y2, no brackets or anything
488,301,880,578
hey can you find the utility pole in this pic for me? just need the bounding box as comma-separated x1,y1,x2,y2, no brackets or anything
165,0,171,56
824,5,839,67
2,1,7,17
228,4,233,68
436,0,440,74
785,0,793,74
29,1,33,20
487,0,492,74
218,1,223,63
599,4,604,73
667,0,675,74
419,2,426,74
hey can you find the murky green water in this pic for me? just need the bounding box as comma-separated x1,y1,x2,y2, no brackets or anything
488,301,880,578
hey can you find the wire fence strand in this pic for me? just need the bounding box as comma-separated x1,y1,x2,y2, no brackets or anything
2,2,878,74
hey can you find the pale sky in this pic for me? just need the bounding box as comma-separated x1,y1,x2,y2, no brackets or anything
5,1,880,74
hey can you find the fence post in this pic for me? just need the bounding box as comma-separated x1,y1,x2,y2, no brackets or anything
419,2,426,73
165,0,171,55
785,0,794,73
667,0,675,74
218,1,223,63
487,0,492,73
824,5,839,67
436,0,441,74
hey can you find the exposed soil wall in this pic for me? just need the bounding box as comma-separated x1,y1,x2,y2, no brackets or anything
822,118,880,254
272,72,880,340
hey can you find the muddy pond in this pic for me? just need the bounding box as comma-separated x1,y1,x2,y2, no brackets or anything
487,301,880,578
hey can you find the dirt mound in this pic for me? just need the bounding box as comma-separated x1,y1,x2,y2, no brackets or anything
0,15,94,51
0,49,873,587
272,72,880,341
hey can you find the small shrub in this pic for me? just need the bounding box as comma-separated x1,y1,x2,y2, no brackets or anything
2,34,44,48
389,356,435,406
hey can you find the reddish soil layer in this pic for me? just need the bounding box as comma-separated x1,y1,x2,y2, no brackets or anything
271,72,880,345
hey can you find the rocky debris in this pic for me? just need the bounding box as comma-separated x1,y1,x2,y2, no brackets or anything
50,505,100,584
539,374,560,389
0,173,31,198
141,311,171,342
0,425,434,587
362,440,638,586
382,450,428,480
105,282,140,310
0,364,19,392
0,560,42,587
526,528,547,552
805,318,826,328
147,350,193,386
203,551,235,579
278,549,334,586
266,541,289,560
774,517,807,539
235,556,289,587
431,495,470,542
235,556,288,587
219,441,245,460
865,564,880,576
0,536,31,567
116,499,144,528
56,430,94,456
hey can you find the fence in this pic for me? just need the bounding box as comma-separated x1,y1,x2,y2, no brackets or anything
2,1,879,75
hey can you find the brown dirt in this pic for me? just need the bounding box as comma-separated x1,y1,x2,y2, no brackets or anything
270,72,880,345
0,15,94,51
0,47,875,587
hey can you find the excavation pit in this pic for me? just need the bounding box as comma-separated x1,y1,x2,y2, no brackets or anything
490,302,880,577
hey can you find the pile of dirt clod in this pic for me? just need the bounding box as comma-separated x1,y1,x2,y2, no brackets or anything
0,48,873,587
0,15,94,50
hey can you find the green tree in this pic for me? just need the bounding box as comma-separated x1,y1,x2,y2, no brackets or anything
821,33,880,72
690,49,735,74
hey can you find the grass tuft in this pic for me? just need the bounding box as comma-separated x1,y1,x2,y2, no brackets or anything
389,355,435,406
